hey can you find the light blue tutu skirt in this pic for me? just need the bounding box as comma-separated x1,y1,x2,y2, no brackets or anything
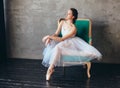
42,37,102,67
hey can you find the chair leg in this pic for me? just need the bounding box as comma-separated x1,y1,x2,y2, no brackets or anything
86,62,91,78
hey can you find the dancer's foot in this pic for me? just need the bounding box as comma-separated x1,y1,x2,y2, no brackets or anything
46,68,54,81
87,72,91,78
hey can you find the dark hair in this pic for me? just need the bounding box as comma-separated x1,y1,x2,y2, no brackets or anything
70,8,78,23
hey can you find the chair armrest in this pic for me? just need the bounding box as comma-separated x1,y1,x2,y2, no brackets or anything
89,37,92,45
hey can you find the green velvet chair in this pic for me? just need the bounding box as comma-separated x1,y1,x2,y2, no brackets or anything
59,18,92,78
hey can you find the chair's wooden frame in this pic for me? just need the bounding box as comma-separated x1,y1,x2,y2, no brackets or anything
58,18,92,78
77,18,92,78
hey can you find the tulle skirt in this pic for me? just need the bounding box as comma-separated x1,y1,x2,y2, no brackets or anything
42,37,102,67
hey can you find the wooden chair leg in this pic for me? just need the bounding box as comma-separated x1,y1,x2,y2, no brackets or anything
86,62,91,78
63,62,91,78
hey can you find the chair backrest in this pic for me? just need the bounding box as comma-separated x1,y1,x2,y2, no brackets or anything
75,18,92,44
59,18,92,44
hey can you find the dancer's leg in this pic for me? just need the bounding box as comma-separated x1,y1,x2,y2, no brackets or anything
46,64,54,81
46,46,61,81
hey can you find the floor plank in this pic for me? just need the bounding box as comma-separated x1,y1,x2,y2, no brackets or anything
0,58,120,88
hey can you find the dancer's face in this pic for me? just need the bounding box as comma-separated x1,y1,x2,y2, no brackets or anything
65,10,74,20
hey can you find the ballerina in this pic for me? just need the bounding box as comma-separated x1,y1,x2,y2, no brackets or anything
42,8,102,81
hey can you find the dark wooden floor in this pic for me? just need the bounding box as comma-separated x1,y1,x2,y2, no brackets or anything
0,58,120,88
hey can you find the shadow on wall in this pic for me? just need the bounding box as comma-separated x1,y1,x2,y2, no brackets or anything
0,0,7,60
92,20,115,62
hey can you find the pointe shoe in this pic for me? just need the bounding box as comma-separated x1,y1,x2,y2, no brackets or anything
46,69,54,81
87,73,91,78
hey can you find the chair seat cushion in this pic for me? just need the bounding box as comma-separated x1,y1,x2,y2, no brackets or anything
62,55,93,62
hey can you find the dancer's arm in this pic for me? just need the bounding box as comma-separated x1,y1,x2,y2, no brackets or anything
49,25,76,42
52,20,63,36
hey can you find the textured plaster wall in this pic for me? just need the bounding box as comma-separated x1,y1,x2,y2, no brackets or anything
4,0,120,63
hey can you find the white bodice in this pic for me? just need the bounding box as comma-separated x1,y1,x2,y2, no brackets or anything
61,26,75,37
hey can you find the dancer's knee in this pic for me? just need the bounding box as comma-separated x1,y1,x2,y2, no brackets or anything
42,35,50,43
